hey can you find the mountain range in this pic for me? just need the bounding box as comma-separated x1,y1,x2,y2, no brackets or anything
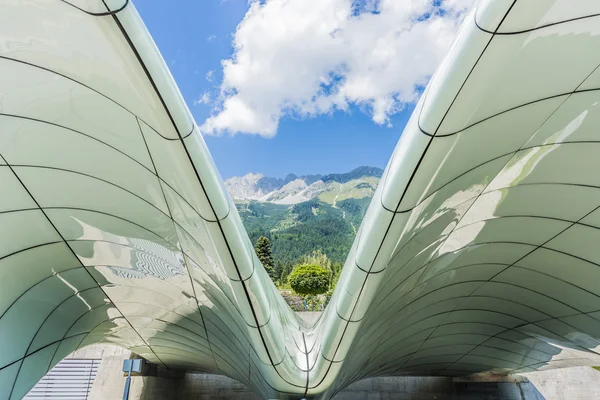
225,166,383,270
225,166,383,205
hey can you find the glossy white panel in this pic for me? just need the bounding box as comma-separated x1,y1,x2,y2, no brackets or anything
112,3,194,136
0,0,178,138
0,361,21,399
545,224,600,266
578,63,600,90
0,209,60,259
525,91,600,148
0,117,166,213
49,334,87,368
436,19,600,135
0,58,153,169
62,0,127,14
419,19,492,133
476,185,600,223
497,1,600,33
454,215,569,246
46,208,178,251
4,0,600,397
380,100,430,210
14,166,171,226
486,143,600,193
397,96,565,211
183,130,232,221
472,282,577,318
354,204,396,272
140,121,221,221
10,343,58,400
218,212,256,281
397,151,513,213
516,247,600,299
28,288,108,354
0,166,36,212
0,268,95,367
493,266,600,312
474,0,515,32
0,243,80,316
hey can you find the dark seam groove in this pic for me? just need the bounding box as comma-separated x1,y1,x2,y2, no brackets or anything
6,287,101,368
0,331,89,372
417,88,600,137
2,155,167,400
60,0,129,16
474,12,600,35
315,2,519,389
397,50,600,376
391,140,600,215
302,333,309,397
0,55,177,141
103,7,309,387
368,240,589,334
135,115,221,372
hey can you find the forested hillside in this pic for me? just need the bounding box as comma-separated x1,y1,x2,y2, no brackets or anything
237,197,371,268
231,166,379,284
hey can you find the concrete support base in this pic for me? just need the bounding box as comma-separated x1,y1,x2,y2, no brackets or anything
61,345,600,399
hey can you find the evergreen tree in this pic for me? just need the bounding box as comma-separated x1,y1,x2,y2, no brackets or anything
255,236,276,280
278,261,294,285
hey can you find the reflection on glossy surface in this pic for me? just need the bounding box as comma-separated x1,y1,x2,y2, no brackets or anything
3,0,600,399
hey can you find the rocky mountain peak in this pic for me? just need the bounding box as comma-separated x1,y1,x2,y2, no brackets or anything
225,166,383,205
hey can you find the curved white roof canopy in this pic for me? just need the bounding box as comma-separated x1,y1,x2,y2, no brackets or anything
2,0,600,398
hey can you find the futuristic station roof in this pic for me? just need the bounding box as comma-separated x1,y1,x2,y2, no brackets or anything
2,0,600,398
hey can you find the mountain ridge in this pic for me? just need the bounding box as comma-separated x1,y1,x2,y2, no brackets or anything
225,166,383,205
229,166,383,270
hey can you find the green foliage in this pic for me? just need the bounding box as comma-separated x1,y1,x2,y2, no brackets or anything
288,264,330,296
337,197,371,229
255,236,277,280
270,199,356,265
278,261,294,286
300,250,342,290
238,197,372,287
239,199,358,266
239,202,289,245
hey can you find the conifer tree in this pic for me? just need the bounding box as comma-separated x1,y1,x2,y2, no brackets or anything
255,236,276,280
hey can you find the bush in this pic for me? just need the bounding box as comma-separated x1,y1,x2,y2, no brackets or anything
288,264,330,296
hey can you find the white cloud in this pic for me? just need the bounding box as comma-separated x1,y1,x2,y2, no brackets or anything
201,0,476,137
194,91,212,106
206,69,215,82
207,34,217,42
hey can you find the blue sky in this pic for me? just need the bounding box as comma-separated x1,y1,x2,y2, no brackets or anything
132,0,469,178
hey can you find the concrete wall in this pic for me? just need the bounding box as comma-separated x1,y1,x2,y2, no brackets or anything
332,376,543,400
180,374,259,400
330,367,600,399
64,344,600,399
73,345,183,400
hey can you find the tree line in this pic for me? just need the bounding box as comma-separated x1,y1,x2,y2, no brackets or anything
254,235,341,297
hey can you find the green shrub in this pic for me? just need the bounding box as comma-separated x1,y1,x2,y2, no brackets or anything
288,264,329,296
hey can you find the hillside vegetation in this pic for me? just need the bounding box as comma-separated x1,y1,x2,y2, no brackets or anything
231,166,381,290
238,197,371,265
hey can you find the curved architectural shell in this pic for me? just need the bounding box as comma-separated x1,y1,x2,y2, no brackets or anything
2,1,600,398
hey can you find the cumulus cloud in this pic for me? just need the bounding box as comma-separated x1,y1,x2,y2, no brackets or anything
194,91,211,106
201,0,476,137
